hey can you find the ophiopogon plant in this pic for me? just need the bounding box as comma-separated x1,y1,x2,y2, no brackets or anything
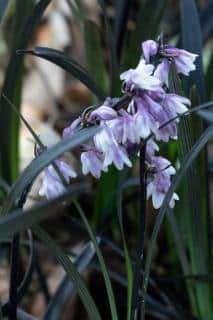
0,1,213,320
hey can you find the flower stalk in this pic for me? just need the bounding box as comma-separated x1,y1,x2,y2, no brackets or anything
131,142,147,320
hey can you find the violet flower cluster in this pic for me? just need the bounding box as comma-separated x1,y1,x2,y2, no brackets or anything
39,39,197,209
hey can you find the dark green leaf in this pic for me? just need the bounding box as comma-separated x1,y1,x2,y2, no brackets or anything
200,1,213,43
180,0,206,100
1,126,99,215
117,174,134,320
17,47,106,100
197,110,213,123
74,200,118,320
34,226,102,320
0,0,52,183
206,53,213,99
0,184,86,239
122,0,167,70
141,124,213,319
97,0,120,96
44,240,97,320
84,19,109,100
114,0,132,60
0,0,9,24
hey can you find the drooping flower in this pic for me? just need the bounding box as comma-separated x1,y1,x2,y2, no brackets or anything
88,105,117,121
146,139,159,158
81,149,106,178
107,108,139,144
142,39,198,85
161,46,198,76
63,116,81,138
162,94,190,116
88,97,118,122
39,160,77,200
154,59,170,85
142,40,159,63
120,58,162,92
94,124,132,170
133,96,158,139
147,156,178,209
39,37,195,209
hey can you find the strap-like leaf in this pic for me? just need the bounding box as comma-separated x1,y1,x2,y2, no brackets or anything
44,240,97,320
0,0,52,183
0,184,87,239
17,47,106,100
0,0,9,24
180,0,205,100
34,226,102,320
74,200,119,320
84,20,109,100
140,124,213,319
1,126,99,215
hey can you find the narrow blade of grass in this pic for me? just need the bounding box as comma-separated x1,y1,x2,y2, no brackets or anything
17,47,106,100
73,200,119,320
140,124,213,319
0,0,52,183
34,226,102,320
0,0,9,24
44,240,97,320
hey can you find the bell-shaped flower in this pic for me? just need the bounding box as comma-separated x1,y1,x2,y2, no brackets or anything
163,46,198,76
162,94,190,116
147,156,178,209
154,59,170,85
133,96,158,139
142,40,159,63
39,160,77,200
94,124,132,170
120,58,162,92
88,105,118,122
141,39,198,85
63,117,81,138
108,109,139,144
81,149,106,178
143,93,178,141
146,139,159,158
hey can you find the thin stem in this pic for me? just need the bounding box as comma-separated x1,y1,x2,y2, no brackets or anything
8,234,20,320
34,252,51,303
131,143,147,320
8,185,31,320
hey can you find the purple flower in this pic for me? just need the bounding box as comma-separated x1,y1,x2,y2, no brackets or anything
162,94,190,116
103,144,132,170
63,117,81,138
145,93,178,141
120,59,162,92
94,124,132,170
155,48,198,84
149,93,190,141
81,149,106,178
133,93,178,142
142,40,158,63
162,47,198,76
147,156,178,209
146,139,159,158
108,108,139,144
133,96,158,139
88,105,118,121
39,160,77,200
154,59,170,85
141,39,198,85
